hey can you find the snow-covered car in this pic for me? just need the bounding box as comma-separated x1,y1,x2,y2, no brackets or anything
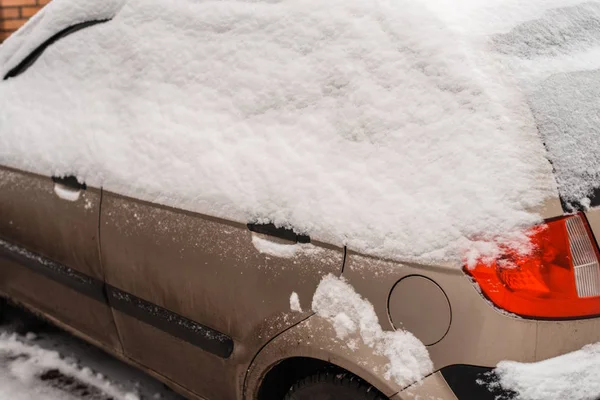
1,0,600,399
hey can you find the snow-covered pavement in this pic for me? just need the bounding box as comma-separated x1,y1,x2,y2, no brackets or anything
0,306,183,400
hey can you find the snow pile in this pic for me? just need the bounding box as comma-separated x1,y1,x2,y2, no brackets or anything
250,235,309,259
289,292,302,312
53,184,82,202
251,234,328,258
312,275,433,386
0,332,139,400
493,342,600,400
0,0,569,263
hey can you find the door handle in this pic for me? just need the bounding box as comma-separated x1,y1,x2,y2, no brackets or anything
52,175,86,201
247,223,310,243
52,175,87,190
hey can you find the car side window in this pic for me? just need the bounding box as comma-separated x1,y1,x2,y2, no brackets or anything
3,20,108,80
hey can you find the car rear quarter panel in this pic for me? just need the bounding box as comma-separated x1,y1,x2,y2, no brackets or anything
248,222,600,399
323,250,598,394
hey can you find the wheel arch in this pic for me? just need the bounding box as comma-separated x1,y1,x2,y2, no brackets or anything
256,356,390,400
244,314,404,399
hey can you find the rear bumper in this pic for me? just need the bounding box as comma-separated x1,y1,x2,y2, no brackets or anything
393,366,514,400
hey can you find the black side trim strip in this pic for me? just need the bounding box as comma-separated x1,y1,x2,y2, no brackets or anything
0,239,234,358
247,223,310,243
107,285,234,359
3,20,109,80
0,239,106,303
441,364,516,400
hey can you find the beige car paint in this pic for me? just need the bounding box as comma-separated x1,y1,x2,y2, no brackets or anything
244,315,404,398
0,166,122,351
1,163,600,400
585,207,600,245
246,249,600,398
99,192,344,400
392,372,459,400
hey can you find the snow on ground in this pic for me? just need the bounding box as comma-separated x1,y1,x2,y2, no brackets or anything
492,343,600,400
311,275,433,386
0,0,567,265
0,307,183,400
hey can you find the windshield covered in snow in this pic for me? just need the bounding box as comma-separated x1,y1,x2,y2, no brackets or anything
489,1,600,209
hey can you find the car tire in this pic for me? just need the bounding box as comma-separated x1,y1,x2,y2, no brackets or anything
0,298,6,324
284,371,386,400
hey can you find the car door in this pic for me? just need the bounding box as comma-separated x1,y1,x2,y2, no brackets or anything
0,166,121,351
100,192,343,400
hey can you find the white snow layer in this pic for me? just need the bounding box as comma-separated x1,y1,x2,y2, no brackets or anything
312,275,433,386
487,1,600,205
3,0,585,263
53,184,81,202
0,0,125,78
289,292,302,312
494,342,600,400
251,235,299,258
0,333,139,400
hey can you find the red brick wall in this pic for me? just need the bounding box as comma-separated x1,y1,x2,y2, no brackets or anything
0,0,51,42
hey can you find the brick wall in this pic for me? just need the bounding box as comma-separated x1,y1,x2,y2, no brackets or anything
0,0,51,42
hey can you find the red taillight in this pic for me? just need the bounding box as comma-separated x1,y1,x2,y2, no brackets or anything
467,213,600,319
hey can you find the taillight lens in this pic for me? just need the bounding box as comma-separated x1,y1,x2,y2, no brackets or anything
467,213,600,319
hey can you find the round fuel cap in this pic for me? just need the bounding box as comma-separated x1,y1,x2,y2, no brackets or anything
388,275,451,346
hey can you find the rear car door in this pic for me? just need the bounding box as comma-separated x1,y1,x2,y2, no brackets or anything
0,166,121,351
100,192,343,400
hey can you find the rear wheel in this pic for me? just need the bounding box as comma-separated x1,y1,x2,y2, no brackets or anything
0,297,6,324
284,371,386,400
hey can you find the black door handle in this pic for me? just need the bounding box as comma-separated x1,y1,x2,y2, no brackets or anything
52,175,87,191
247,223,310,243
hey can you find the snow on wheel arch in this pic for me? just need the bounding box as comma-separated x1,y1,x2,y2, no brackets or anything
311,274,433,387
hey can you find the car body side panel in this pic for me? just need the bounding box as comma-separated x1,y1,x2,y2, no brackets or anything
247,251,599,400
392,372,458,400
343,253,537,369
585,207,600,248
344,252,600,369
100,192,343,400
0,166,121,350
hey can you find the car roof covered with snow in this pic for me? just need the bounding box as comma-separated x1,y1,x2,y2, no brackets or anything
1,0,599,264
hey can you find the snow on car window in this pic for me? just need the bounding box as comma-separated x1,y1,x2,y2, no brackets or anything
488,1,600,208
2,0,581,265
529,70,600,208
0,0,125,78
